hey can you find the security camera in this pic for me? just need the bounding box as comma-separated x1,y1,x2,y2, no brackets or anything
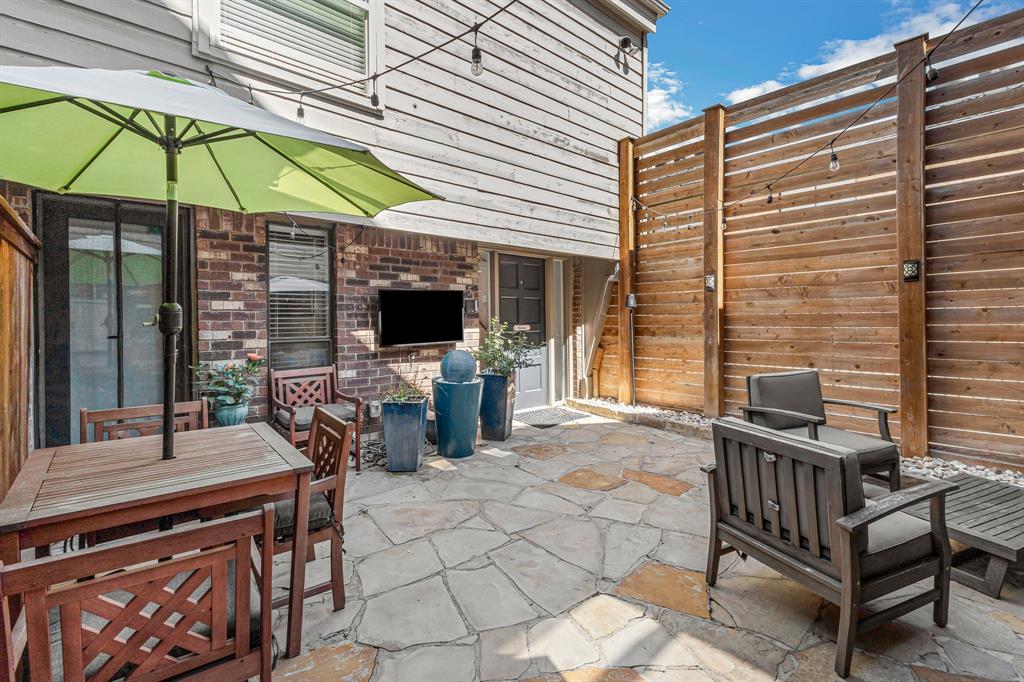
618,36,640,56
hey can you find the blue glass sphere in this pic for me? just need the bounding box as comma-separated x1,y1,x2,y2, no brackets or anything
440,349,476,383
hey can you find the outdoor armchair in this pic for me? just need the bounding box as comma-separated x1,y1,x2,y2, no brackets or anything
742,369,901,490
703,417,955,677
269,364,362,471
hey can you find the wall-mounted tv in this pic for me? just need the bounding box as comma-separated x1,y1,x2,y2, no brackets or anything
379,289,465,347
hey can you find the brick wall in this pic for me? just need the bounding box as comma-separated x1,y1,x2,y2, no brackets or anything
571,256,584,398
194,208,270,416
333,225,481,432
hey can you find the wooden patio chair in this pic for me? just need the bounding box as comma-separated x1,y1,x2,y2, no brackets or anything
266,406,352,612
0,507,276,681
78,401,209,547
742,369,902,491
269,364,362,472
703,417,955,677
80,399,208,443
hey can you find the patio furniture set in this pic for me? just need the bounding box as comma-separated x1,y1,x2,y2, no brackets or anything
0,395,355,680
706,368,1023,677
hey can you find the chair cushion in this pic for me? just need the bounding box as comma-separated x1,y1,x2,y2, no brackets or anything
275,402,355,432
747,371,826,430
859,509,934,578
782,425,899,472
274,491,334,539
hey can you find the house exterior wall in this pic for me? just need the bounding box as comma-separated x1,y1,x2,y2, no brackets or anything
0,0,657,260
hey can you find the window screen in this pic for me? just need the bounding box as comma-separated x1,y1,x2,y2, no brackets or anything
268,225,333,370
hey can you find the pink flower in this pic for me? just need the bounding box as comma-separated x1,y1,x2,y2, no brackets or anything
246,353,261,362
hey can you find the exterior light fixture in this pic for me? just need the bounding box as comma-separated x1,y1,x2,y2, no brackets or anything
902,259,921,282
829,144,840,172
471,24,484,77
618,36,641,56
925,57,939,82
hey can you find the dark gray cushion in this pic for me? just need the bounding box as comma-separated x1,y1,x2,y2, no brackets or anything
274,491,333,539
275,402,355,431
747,371,826,430
782,425,899,472
860,509,934,578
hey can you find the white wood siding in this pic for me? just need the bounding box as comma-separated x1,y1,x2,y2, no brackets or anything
0,0,649,259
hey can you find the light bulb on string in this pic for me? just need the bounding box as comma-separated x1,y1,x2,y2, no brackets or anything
471,24,484,77
766,186,774,204
829,144,840,172
296,94,305,124
925,56,939,82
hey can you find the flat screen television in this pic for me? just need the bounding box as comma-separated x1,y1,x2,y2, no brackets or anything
378,289,465,347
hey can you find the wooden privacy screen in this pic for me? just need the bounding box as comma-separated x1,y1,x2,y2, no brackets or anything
0,193,39,499
598,10,1023,468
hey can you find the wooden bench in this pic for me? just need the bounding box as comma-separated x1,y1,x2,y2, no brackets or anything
904,472,1023,598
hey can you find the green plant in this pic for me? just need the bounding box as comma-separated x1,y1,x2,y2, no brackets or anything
191,353,264,407
472,318,534,377
385,378,426,402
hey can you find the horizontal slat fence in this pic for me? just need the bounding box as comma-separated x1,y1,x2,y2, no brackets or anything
596,10,1023,469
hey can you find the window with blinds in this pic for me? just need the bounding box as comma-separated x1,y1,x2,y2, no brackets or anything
268,225,333,371
219,0,367,80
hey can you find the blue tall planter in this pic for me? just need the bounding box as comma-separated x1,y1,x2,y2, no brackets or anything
479,373,515,441
382,398,428,472
433,377,482,459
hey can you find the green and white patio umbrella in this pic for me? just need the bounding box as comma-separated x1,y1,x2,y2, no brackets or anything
0,66,441,459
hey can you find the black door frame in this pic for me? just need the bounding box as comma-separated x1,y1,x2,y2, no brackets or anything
33,192,195,447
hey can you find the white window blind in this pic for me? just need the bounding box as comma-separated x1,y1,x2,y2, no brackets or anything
268,225,333,370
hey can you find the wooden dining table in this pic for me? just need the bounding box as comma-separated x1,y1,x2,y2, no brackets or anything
0,422,314,658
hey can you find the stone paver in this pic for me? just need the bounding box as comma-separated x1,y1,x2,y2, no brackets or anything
491,540,597,615
448,565,539,630
559,468,626,491
356,538,441,596
356,576,468,650
528,616,601,673
268,414,1020,682
613,562,710,619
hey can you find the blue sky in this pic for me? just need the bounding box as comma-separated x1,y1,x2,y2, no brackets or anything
645,0,1023,130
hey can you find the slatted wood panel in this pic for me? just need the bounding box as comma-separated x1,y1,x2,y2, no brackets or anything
0,194,39,501
599,10,1023,468
923,35,1024,468
631,120,705,410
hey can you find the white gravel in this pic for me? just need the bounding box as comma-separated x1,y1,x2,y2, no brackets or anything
902,456,1023,488
573,397,710,428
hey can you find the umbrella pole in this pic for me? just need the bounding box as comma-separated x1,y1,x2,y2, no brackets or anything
159,115,182,461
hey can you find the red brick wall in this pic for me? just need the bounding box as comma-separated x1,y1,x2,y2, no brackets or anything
194,208,270,416
571,256,584,398
333,225,481,431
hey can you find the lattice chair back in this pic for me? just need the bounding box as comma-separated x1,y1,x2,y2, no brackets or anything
271,366,336,410
80,400,208,443
0,508,275,682
307,406,354,512
710,417,866,576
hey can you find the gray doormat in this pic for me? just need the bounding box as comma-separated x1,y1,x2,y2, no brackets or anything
514,407,588,429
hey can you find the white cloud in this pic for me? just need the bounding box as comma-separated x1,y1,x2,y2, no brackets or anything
725,79,785,105
722,0,1021,104
645,63,694,131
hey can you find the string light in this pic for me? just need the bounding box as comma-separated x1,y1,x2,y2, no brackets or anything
295,94,305,124
471,24,484,77
829,144,840,172
926,56,940,82
370,76,380,108
766,186,774,204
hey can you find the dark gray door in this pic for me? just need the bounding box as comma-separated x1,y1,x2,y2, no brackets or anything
498,254,547,411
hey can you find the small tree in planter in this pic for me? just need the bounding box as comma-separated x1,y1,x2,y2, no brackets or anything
382,379,429,472
472,318,534,441
191,353,264,426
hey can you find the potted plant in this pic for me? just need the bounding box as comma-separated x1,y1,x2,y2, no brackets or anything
191,353,264,426
472,318,533,441
381,379,429,472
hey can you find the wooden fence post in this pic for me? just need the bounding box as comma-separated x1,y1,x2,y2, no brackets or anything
618,137,636,405
702,106,726,417
895,35,929,457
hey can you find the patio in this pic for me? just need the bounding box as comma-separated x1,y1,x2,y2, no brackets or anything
270,414,1024,682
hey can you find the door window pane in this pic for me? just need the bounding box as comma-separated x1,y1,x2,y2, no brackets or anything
120,222,163,407
268,225,333,370
68,218,119,442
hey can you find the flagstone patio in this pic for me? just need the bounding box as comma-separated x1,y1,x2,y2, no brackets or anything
270,414,1024,682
